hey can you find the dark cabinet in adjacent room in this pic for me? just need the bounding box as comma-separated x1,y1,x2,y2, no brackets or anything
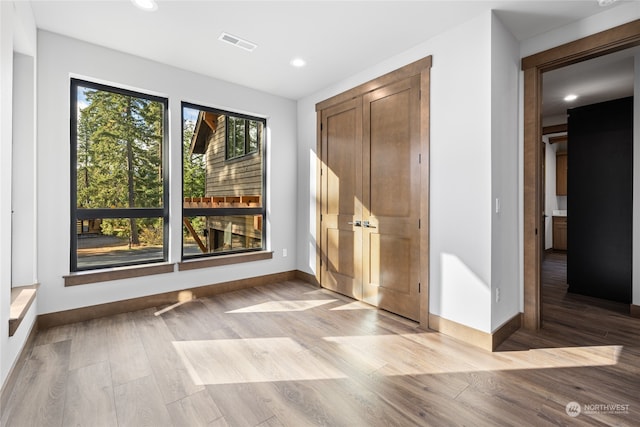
556,152,568,196
567,96,633,303
552,216,567,251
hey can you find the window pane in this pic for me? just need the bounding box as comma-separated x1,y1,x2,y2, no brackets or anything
76,217,164,269
226,116,237,159
182,103,265,261
183,106,263,207
183,108,206,198
183,215,263,255
233,117,245,157
248,120,260,153
72,79,168,272
76,85,164,209
227,116,246,159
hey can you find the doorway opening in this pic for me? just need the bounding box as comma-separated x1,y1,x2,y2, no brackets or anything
522,19,640,330
540,50,636,323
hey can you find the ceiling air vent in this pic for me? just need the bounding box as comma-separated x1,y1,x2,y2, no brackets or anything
218,32,257,52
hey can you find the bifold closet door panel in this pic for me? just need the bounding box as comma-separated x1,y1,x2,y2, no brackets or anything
362,75,421,321
320,98,363,300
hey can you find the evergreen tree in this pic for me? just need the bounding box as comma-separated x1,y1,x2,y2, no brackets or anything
77,101,98,208
182,119,205,198
77,87,164,245
182,115,206,239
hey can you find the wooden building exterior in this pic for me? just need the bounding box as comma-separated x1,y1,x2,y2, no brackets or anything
185,111,264,253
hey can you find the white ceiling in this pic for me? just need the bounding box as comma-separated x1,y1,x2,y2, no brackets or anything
27,0,629,100
543,46,638,120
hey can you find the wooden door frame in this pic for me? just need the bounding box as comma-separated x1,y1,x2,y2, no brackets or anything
521,19,640,330
315,56,432,328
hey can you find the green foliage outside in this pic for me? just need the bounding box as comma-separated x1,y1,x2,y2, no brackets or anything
76,93,211,248
182,114,206,238
182,118,206,199
76,87,163,246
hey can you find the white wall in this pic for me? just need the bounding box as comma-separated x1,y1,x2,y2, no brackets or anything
544,137,568,251
490,13,520,331
542,117,568,250
431,13,493,334
1,0,38,393
0,0,14,390
297,12,497,333
544,137,558,250
36,31,298,315
520,2,640,58
11,52,37,287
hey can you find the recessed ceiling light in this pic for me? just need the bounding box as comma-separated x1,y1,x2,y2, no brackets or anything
290,58,306,68
597,0,618,6
564,94,578,102
132,0,158,11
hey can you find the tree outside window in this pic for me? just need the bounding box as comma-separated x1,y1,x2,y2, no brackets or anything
71,79,168,271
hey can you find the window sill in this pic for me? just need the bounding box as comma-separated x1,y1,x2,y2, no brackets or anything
9,284,39,336
64,262,175,287
63,252,273,285
178,251,273,271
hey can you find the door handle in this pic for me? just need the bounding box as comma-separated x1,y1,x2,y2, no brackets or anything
363,221,376,228
348,220,362,227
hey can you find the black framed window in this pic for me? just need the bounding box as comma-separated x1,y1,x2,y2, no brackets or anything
226,115,261,160
182,102,266,259
71,79,168,271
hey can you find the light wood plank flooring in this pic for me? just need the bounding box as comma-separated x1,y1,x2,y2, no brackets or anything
2,275,639,426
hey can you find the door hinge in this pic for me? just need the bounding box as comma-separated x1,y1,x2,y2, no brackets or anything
320,214,323,222
320,168,323,176
535,228,538,235
320,123,323,131
320,258,323,266
418,219,421,229
419,282,421,293
419,153,422,164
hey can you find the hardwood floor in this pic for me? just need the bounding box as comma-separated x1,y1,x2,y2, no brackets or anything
2,274,640,426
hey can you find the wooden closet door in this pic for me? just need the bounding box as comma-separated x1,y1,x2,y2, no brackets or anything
362,75,421,321
320,98,363,300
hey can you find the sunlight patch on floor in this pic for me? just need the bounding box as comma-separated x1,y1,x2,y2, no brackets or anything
324,334,622,375
173,333,622,386
329,301,375,311
226,299,338,313
173,338,347,385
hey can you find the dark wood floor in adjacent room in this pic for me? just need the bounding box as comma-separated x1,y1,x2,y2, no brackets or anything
2,259,639,426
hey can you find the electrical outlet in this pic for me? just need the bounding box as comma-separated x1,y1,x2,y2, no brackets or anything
282,248,288,257
495,288,501,303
